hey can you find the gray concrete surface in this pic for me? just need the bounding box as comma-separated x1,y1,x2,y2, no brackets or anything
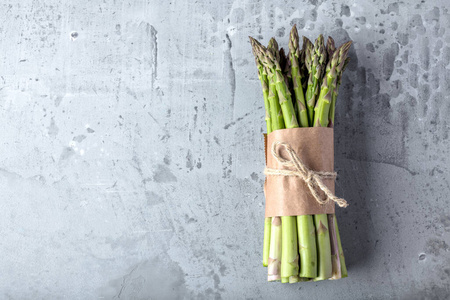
0,0,449,299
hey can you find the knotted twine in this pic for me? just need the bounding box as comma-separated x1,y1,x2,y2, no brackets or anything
264,141,348,208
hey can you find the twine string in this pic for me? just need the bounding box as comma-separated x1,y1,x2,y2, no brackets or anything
264,141,348,208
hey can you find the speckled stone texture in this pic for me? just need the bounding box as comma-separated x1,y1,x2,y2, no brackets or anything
0,0,449,299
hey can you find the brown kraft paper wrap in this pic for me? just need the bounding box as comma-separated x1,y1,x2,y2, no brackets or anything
264,127,335,217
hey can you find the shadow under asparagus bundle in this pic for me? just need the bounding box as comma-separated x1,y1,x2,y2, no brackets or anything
250,25,352,283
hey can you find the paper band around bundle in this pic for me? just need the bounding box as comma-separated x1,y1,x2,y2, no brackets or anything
264,128,347,218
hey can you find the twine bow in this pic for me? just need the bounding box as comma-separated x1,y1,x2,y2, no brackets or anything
264,141,348,208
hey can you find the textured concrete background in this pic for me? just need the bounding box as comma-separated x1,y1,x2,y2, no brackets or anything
0,0,449,299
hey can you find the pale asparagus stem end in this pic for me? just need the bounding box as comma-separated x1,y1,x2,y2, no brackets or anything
334,214,348,278
263,217,271,267
268,216,282,281
328,214,342,280
280,216,299,278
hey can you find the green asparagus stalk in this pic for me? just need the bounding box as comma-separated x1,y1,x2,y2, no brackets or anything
320,36,337,128
310,40,333,280
280,216,299,281
278,48,295,114
297,214,317,278
328,47,351,279
326,46,351,280
334,214,348,277
329,57,350,127
288,29,318,279
313,61,337,127
252,38,286,280
326,48,350,275
249,37,273,268
268,216,282,281
262,45,299,128
281,50,298,119
251,37,284,131
305,35,327,126
250,37,272,134
263,42,300,281
313,214,332,280
314,41,352,127
263,217,271,267
289,25,309,127
265,39,287,281
265,39,285,131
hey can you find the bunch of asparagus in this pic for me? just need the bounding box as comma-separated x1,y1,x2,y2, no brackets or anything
250,25,352,283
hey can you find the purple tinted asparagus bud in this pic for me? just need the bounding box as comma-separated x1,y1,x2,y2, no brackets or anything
289,25,309,127
305,34,327,126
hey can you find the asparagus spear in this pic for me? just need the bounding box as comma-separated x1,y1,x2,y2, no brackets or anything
313,41,352,127
249,37,273,268
284,55,299,118
281,50,298,119
324,35,338,124
310,38,332,280
314,214,332,280
286,28,319,279
263,43,300,281
289,25,309,128
265,39,285,131
250,37,272,134
329,57,350,127
268,216,282,281
301,37,313,91
305,35,327,126
252,39,284,131
262,44,299,128
312,61,337,127
263,217,271,267
274,48,303,283
251,37,286,280
334,214,348,277
327,50,351,279
297,214,317,278
265,39,287,282
281,216,300,282
328,214,341,279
